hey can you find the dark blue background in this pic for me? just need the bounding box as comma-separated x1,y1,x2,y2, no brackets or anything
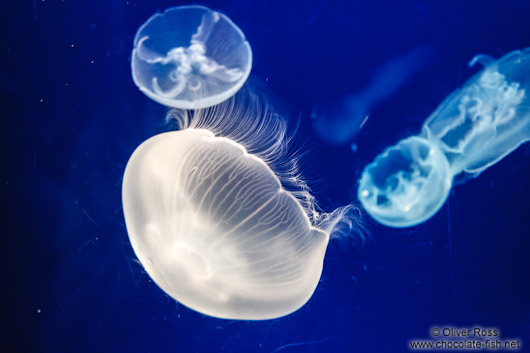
3,0,530,352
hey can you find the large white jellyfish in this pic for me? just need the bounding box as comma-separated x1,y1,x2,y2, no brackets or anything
358,47,530,228
122,93,348,320
131,5,252,109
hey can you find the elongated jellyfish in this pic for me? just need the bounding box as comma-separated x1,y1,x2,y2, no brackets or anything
313,46,434,145
358,47,530,228
122,92,350,320
131,5,252,109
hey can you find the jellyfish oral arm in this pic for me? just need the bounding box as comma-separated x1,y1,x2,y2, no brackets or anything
141,37,244,99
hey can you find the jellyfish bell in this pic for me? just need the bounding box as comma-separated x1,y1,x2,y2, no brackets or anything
358,47,530,228
131,5,252,109
422,47,530,175
122,92,347,320
358,136,452,228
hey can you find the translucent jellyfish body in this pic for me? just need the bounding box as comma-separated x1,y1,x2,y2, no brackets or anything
131,5,252,109
358,47,530,227
313,46,434,145
122,95,338,320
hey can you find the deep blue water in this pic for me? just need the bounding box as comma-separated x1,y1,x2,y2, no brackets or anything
4,0,530,352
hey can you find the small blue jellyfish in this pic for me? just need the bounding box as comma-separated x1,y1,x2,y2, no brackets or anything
131,5,252,109
122,93,348,320
358,47,530,228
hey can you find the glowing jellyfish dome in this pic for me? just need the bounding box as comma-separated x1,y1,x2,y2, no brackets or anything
358,47,530,228
131,5,252,109
122,93,345,320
